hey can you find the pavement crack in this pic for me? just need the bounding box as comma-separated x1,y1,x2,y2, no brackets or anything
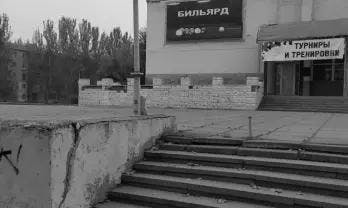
254,124,288,139
254,115,308,139
58,122,82,208
303,114,334,144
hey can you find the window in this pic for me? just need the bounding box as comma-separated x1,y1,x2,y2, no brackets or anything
22,73,27,81
22,83,27,89
313,59,344,81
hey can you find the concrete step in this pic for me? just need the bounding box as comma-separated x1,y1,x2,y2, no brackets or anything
263,101,348,105
133,161,348,197
162,135,348,155
160,143,296,159
260,102,348,106
108,185,273,208
259,107,348,112
243,140,348,155
259,106,348,111
94,201,151,208
121,173,348,208
144,150,348,179
258,106,348,113
162,135,244,146
159,143,348,164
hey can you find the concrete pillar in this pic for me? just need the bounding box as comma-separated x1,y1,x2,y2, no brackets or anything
247,77,260,86
277,0,302,24
344,38,348,97
180,77,192,88
101,78,114,90
301,0,313,21
127,78,135,91
212,77,224,87
78,79,91,92
153,77,163,88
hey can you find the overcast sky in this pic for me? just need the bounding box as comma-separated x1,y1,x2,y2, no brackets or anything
1,0,147,41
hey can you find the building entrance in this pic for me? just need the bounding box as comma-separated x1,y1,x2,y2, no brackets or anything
266,59,345,97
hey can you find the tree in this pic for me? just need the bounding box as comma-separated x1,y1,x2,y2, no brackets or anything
43,19,58,103
55,17,82,103
0,13,11,48
4,16,140,104
0,13,14,101
32,28,44,51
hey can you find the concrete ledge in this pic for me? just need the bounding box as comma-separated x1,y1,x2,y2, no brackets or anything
0,114,176,208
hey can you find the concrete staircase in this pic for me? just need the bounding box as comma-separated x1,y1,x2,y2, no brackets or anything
95,135,348,208
258,96,348,113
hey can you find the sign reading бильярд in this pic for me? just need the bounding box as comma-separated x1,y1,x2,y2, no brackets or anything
261,38,345,62
166,0,243,42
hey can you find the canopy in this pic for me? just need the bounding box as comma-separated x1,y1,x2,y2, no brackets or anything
257,18,348,42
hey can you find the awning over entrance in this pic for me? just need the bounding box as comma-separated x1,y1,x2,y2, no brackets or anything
257,18,348,42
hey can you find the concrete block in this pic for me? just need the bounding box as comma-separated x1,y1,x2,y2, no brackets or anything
212,77,224,87
153,78,163,88
247,77,260,86
127,78,135,91
0,115,176,208
180,77,192,88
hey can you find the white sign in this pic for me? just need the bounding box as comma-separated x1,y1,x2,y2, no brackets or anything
261,38,345,62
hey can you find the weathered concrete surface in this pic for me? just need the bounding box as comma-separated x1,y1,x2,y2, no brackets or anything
0,105,176,208
147,108,348,145
0,126,51,208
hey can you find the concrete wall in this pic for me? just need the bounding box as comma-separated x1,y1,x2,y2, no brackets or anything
0,126,51,208
0,116,176,208
79,77,264,110
312,0,348,20
146,0,348,76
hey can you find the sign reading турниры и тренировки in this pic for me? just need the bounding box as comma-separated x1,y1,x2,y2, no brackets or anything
261,38,345,62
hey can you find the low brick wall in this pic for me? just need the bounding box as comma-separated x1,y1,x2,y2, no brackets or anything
79,77,264,110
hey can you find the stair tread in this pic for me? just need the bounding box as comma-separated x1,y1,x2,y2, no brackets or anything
134,161,348,191
123,173,348,207
164,139,348,150
145,150,348,173
163,135,244,145
110,185,273,208
161,143,297,155
95,201,150,208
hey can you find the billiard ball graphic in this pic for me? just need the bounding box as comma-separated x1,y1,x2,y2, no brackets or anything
218,27,225,32
176,28,183,36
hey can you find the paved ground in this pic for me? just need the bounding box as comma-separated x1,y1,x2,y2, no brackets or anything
0,104,347,145
148,108,348,145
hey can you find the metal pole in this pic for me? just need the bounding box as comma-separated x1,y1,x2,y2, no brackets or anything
248,116,253,138
133,0,141,115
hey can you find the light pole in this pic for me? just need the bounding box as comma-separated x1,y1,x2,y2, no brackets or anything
132,0,142,115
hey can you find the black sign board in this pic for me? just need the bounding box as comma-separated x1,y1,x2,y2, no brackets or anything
166,0,243,42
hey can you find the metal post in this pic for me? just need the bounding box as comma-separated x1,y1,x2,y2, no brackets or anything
248,116,253,138
344,38,348,97
133,0,141,115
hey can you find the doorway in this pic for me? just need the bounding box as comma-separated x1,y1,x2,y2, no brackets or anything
269,62,298,96
265,60,345,97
